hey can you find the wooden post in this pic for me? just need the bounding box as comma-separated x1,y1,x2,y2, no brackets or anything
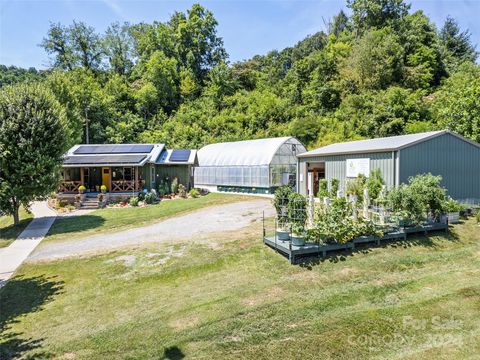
80,167,85,185
135,166,139,192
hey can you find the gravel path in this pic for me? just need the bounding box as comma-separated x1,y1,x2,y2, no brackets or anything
29,199,275,262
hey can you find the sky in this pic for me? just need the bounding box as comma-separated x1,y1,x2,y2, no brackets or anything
0,0,479,69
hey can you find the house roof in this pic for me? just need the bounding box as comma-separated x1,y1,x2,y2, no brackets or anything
155,149,197,165
197,137,306,167
297,130,478,157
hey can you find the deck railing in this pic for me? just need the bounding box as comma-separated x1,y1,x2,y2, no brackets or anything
59,181,82,193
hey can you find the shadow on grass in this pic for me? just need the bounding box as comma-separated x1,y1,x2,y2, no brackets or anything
0,275,64,359
0,218,33,241
47,215,105,237
162,346,185,360
297,229,458,269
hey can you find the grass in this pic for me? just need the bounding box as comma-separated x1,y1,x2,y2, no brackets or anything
1,217,479,359
0,208,33,248
45,192,251,243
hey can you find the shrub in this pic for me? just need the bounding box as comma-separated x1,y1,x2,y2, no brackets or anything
171,177,179,194
317,179,329,199
138,191,146,201
178,184,187,198
346,174,366,203
366,168,384,202
443,196,464,213
144,191,157,204
287,192,307,234
189,188,201,198
273,186,293,227
129,197,139,206
330,178,340,198
408,173,446,217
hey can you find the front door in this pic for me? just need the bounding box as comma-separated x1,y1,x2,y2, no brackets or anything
102,167,111,191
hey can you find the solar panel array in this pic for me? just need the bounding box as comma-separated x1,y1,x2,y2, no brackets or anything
74,144,154,155
64,154,147,165
169,149,191,162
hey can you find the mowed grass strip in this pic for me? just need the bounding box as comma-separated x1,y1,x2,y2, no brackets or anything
0,208,33,248
45,193,252,243
1,219,479,359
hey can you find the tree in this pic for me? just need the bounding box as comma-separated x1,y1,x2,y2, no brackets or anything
329,10,349,37
433,63,480,143
342,28,404,90
104,22,135,75
0,83,68,225
41,22,75,70
439,16,478,73
347,0,410,35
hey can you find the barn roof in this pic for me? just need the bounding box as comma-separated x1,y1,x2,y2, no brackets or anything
298,130,479,157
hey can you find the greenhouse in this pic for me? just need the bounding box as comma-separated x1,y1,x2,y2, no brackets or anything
194,137,306,194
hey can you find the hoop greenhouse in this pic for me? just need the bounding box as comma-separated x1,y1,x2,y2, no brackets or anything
194,137,306,194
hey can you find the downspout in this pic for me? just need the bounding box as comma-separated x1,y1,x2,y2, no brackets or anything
394,150,401,187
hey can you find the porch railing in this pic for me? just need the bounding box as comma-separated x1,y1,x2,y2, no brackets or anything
111,180,139,192
59,181,82,193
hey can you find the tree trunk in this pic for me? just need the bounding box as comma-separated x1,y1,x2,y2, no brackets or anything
13,205,20,226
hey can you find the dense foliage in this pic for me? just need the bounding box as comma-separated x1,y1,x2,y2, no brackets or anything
0,0,479,148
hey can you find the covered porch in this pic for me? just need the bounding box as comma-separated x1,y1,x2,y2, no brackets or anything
59,166,145,193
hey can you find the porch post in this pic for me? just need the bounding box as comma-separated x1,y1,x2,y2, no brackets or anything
135,166,139,192
80,167,85,185
109,167,112,192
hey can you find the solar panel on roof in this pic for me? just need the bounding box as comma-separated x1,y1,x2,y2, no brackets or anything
64,154,147,165
74,144,154,154
169,149,191,162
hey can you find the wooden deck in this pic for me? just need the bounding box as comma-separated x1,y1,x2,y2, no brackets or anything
264,223,448,264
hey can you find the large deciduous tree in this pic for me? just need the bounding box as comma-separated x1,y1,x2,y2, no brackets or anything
0,83,68,225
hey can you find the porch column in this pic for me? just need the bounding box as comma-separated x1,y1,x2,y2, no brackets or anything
109,167,112,192
135,166,139,192
80,167,85,185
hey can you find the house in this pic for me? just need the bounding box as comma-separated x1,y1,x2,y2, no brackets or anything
194,137,306,194
297,130,480,202
59,144,197,200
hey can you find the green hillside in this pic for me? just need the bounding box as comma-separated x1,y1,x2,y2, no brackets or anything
1,0,479,149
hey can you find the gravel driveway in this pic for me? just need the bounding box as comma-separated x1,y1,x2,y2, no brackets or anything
29,199,275,262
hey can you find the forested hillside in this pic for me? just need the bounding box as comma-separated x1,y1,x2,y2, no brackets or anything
1,0,479,148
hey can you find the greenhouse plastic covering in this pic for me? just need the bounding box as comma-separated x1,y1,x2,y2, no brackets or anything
195,137,306,188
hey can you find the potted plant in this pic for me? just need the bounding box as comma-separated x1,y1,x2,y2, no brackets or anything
443,197,463,224
100,184,107,194
287,192,307,246
74,193,82,209
273,186,293,241
78,185,86,194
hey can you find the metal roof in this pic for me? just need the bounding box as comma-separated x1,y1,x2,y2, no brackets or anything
63,154,148,167
197,137,304,166
298,130,454,157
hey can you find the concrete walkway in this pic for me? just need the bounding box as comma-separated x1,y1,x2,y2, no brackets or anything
0,201,56,287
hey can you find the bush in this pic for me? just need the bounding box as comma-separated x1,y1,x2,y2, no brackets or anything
138,191,146,201
144,191,157,204
330,178,340,198
287,192,307,234
317,179,329,198
366,168,384,202
408,174,446,217
443,196,464,213
171,177,179,194
273,186,293,227
189,188,201,198
346,174,366,203
178,184,187,198
129,197,139,206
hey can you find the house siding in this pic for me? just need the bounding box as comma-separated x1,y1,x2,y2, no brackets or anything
399,133,480,201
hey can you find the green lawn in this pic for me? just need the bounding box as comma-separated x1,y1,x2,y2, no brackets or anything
45,193,251,243
1,218,479,359
0,208,33,248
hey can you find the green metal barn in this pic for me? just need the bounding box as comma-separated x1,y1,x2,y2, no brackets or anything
297,130,480,202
